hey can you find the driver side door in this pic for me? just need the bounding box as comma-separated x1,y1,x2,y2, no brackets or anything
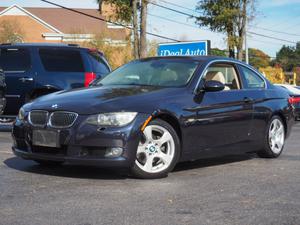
185,62,254,154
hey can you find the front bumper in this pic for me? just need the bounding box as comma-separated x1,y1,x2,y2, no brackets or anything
12,113,150,168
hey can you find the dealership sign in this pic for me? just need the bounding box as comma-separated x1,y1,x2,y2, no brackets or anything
157,40,211,56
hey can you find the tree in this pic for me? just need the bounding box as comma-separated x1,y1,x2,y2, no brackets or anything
210,48,227,57
97,0,148,59
248,48,270,68
275,43,300,71
0,19,25,43
195,0,256,60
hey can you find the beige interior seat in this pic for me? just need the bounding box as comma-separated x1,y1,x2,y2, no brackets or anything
205,71,230,90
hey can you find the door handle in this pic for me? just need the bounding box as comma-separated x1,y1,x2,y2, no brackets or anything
19,77,34,82
244,97,253,103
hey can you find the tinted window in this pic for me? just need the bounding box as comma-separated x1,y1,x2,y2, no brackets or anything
240,66,265,89
88,51,110,74
0,48,31,72
97,59,199,87
39,48,85,72
204,64,241,90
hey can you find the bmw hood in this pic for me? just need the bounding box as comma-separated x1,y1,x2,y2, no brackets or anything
27,85,180,115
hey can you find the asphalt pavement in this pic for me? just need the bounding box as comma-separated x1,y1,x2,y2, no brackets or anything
1,123,300,225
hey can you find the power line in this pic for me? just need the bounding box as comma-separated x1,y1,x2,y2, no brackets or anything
251,26,300,37
247,36,285,46
148,13,200,29
248,31,297,44
148,1,299,45
147,1,197,18
158,0,200,14
40,0,180,42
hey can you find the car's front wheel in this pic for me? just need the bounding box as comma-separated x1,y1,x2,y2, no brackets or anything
257,116,285,158
130,119,180,179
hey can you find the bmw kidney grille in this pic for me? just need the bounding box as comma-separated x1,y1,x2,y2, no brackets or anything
29,110,78,128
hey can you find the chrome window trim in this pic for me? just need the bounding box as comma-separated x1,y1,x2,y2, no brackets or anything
5,95,21,98
4,71,26,74
48,111,78,129
28,110,49,128
193,59,268,94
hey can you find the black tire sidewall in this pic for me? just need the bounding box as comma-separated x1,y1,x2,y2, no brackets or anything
130,119,180,179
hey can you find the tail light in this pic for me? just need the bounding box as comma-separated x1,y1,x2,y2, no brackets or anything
84,72,96,87
288,97,300,105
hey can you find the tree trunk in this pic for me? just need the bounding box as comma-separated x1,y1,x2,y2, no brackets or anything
237,0,247,61
227,30,235,58
132,0,139,59
140,0,147,58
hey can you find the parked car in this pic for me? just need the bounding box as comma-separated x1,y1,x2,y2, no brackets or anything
0,67,6,115
12,56,295,179
274,84,300,120
0,43,111,118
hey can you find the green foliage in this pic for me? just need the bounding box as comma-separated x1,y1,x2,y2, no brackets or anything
195,0,256,59
275,43,300,71
195,0,239,33
210,48,227,57
249,48,270,69
97,0,132,22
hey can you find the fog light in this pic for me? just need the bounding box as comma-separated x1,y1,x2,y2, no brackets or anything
105,147,123,158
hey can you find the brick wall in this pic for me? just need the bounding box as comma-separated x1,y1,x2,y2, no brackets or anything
0,15,60,43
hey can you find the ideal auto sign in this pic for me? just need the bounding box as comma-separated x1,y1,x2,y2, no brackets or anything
157,40,211,56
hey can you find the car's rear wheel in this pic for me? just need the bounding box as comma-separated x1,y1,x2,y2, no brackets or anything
257,116,285,158
34,160,64,167
130,119,180,179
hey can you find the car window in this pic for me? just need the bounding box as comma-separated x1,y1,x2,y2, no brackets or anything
39,48,85,72
0,48,31,72
240,66,265,89
204,63,241,91
97,59,199,87
88,51,110,74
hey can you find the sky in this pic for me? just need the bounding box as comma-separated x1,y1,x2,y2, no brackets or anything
1,0,300,58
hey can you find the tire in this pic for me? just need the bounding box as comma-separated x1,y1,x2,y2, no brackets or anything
34,160,64,167
130,119,180,179
257,115,285,158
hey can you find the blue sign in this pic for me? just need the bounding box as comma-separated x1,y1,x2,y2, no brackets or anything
158,40,211,56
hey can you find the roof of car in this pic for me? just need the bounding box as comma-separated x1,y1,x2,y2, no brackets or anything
0,43,82,48
141,55,245,64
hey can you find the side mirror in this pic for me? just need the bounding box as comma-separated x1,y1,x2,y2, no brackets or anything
203,80,225,92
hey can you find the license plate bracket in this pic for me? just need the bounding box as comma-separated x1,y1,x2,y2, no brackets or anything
32,130,60,148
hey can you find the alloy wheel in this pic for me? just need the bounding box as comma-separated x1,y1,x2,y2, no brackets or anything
268,118,285,154
136,125,175,174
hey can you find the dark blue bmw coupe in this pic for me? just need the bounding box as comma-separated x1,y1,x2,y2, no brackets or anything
12,56,295,178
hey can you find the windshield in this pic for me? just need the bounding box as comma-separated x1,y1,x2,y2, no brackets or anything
96,59,199,87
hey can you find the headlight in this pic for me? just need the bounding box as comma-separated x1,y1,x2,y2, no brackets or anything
86,112,138,127
18,108,25,121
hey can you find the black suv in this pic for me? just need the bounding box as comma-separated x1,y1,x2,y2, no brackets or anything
0,43,111,116
0,68,6,115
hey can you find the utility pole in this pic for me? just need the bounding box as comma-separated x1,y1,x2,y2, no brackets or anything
245,17,249,64
132,0,139,59
140,0,148,58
